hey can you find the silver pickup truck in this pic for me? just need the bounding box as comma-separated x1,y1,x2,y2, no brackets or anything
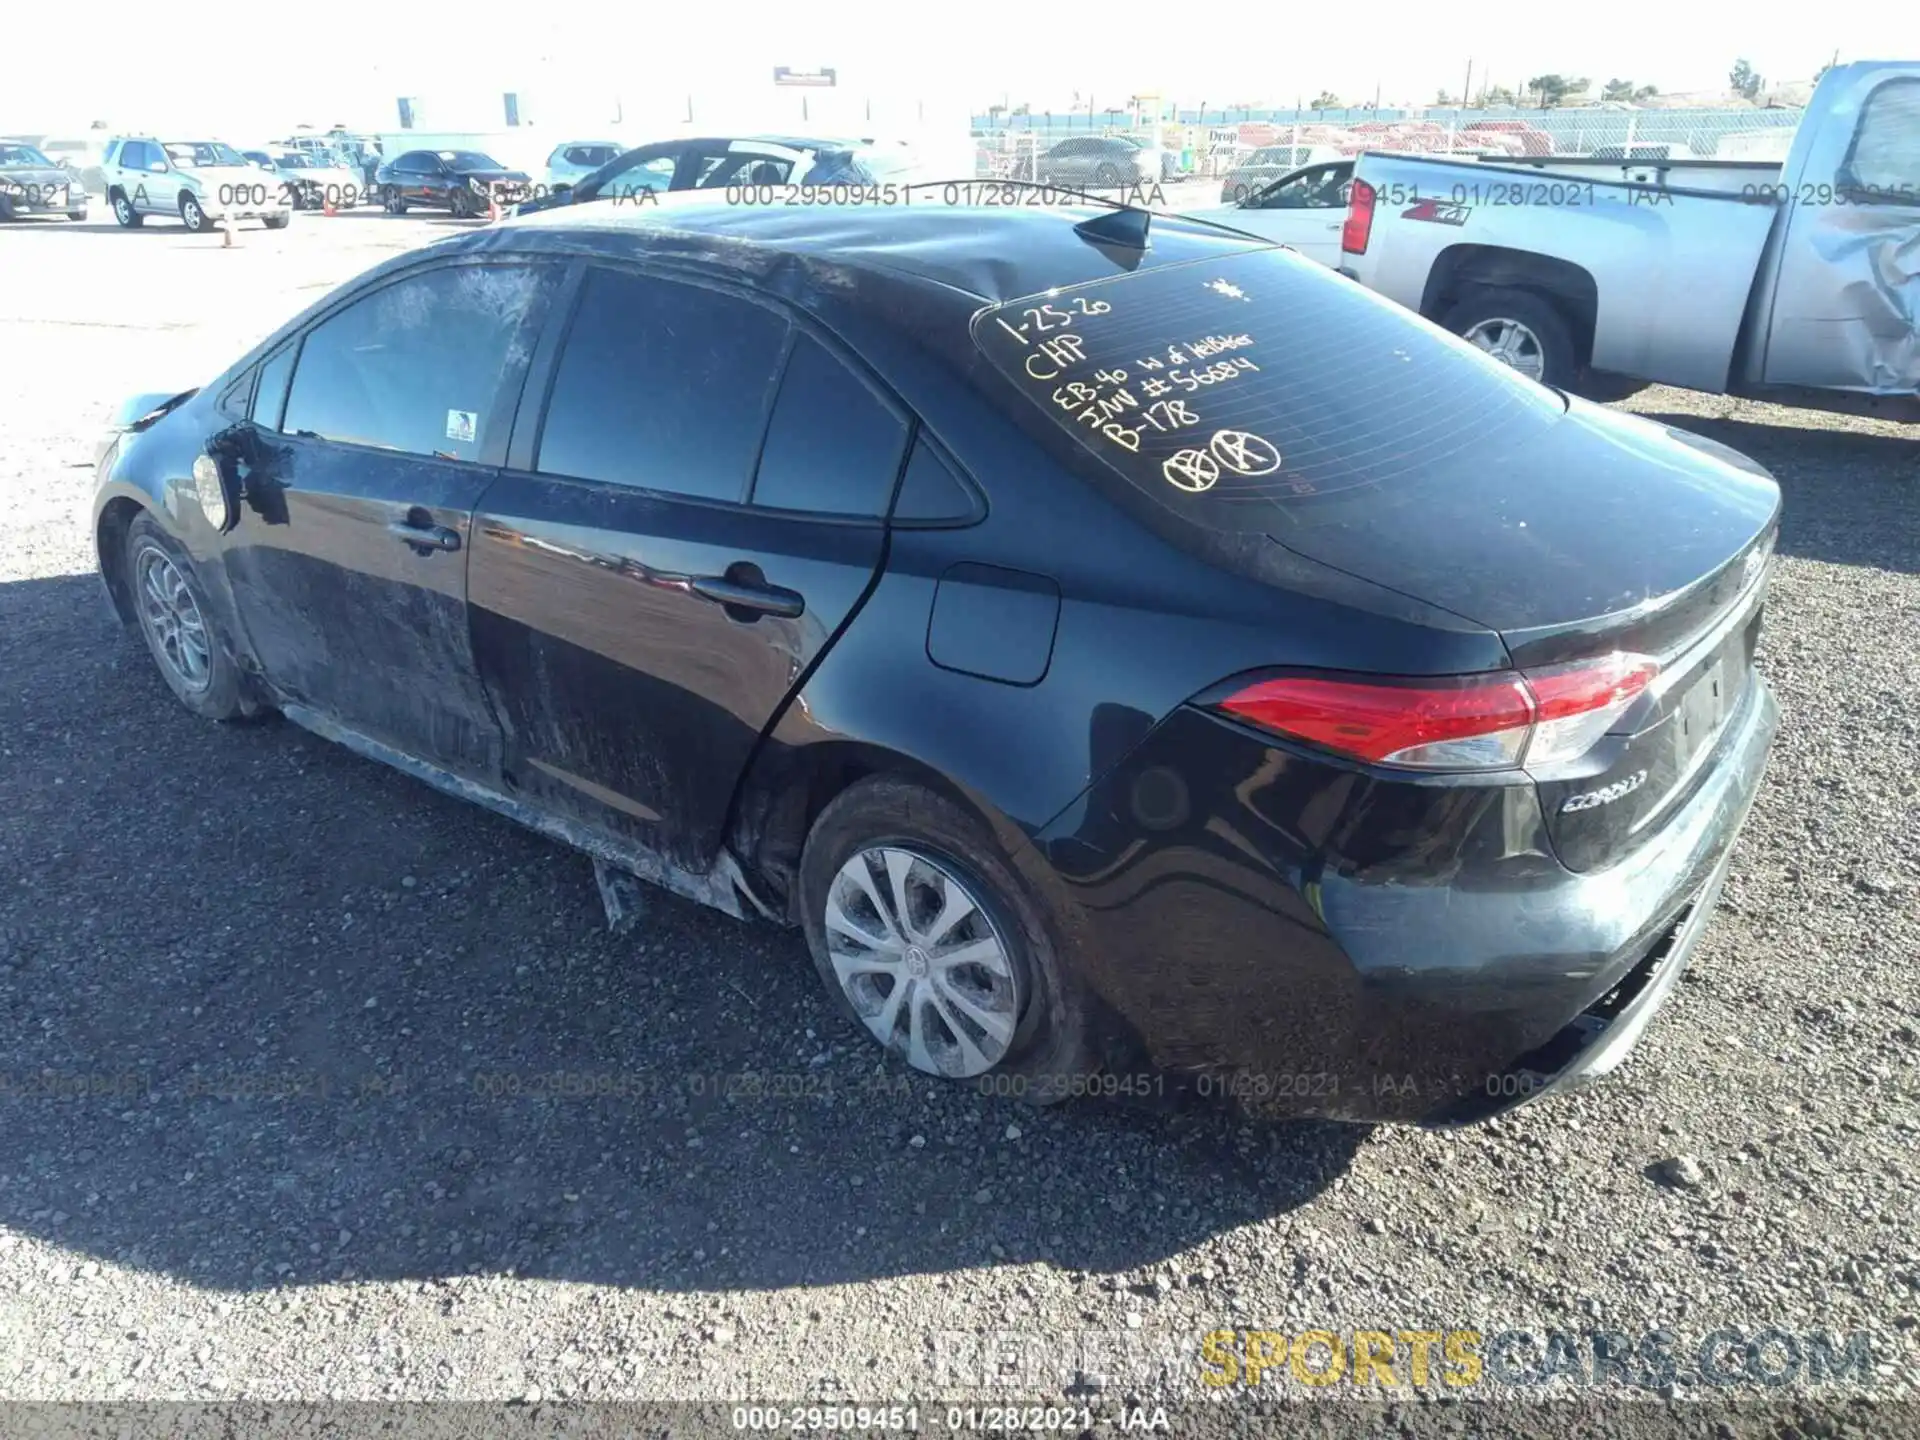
1338,61,1920,418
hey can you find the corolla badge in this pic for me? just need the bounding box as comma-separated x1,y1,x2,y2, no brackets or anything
1561,770,1649,813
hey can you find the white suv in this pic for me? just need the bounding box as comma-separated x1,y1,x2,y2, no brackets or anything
102,137,293,231
543,140,621,193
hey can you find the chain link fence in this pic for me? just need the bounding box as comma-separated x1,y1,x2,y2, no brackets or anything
972,102,1807,179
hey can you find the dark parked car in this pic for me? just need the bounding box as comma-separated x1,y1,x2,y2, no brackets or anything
1017,135,1159,187
374,148,531,216
92,195,1779,1123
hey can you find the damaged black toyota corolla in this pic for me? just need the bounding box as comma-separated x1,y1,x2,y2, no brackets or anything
92,192,1779,1123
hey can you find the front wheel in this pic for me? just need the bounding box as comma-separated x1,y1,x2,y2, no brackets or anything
125,514,254,721
262,212,290,230
111,191,143,227
67,210,88,222
1093,162,1121,187
383,186,407,214
1443,288,1577,390
798,777,1094,1100
179,192,214,232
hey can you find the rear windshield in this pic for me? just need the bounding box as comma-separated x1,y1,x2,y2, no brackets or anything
970,247,1564,532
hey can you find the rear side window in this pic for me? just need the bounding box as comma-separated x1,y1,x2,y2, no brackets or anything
251,344,297,429
750,335,908,517
536,267,790,501
892,438,979,524
281,264,548,459
971,249,1564,532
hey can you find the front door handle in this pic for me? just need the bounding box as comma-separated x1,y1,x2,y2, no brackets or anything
387,518,461,552
689,571,805,620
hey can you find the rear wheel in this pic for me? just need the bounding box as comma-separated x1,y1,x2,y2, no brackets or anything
1443,288,1577,390
262,212,290,230
799,777,1094,1101
125,514,252,721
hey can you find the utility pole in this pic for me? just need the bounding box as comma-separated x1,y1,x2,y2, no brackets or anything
1463,59,1473,109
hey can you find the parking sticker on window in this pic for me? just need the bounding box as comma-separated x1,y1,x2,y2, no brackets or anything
445,410,478,444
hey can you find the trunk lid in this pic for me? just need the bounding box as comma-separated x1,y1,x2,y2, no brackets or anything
1254,399,1780,661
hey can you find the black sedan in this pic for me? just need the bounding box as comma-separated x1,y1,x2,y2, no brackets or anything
374,148,531,217
91,194,1779,1123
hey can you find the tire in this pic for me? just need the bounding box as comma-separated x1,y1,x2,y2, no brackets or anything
384,186,407,214
262,212,290,230
798,777,1094,1102
179,192,214,233
67,210,88,222
1093,162,1121,187
111,190,142,228
1442,287,1578,390
449,187,476,219
124,514,253,722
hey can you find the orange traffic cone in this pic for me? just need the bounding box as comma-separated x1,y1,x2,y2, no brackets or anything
487,190,501,222
323,192,337,217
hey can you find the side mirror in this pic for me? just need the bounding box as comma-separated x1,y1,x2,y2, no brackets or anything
147,158,168,174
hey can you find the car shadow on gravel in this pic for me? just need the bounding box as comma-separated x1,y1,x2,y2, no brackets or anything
1634,411,1920,576
0,572,1363,1297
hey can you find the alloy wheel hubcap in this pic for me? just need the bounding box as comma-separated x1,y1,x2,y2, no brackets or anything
1463,319,1546,381
136,548,211,692
823,847,1020,1078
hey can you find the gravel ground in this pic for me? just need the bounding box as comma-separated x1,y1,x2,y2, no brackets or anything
1,211,1917,1423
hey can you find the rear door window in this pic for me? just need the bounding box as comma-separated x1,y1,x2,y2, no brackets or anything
971,248,1564,531
251,344,297,429
280,263,549,459
535,267,790,501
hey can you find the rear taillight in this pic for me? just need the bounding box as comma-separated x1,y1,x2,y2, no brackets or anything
1215,653,1657,773
1341,178,1376,254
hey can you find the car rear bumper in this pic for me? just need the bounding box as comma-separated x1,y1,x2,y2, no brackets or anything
1033,670,1778,1124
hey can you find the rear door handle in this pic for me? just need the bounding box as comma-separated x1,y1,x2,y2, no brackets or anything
387,519,461,552
689,574,805,620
